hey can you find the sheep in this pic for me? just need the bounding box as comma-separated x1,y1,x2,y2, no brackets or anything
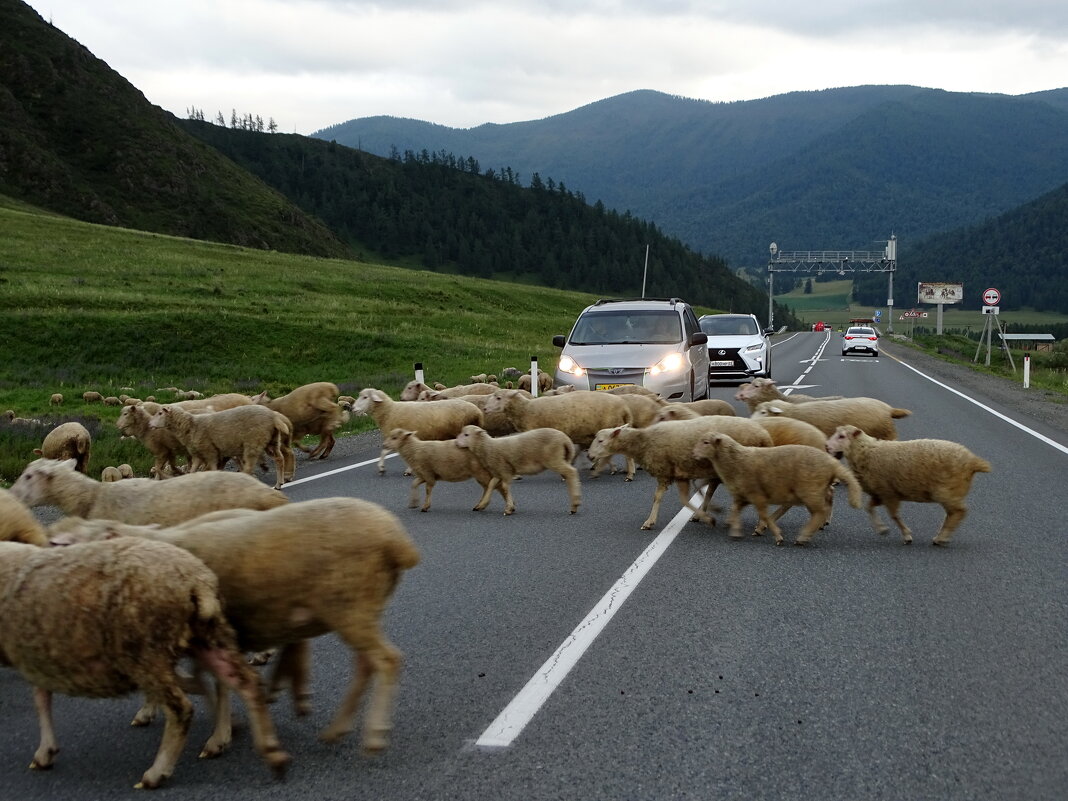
400,380,498,400
100,465,123,482
454,424,581,515
588,417,773,530
651,399,737,425
118,463,134,478
483,388,633,452
0,537,290,787
123,396,143,406
49,393,63,406
338,394,356,410
420,391,517,437
148,404,294,489
81,390,103,403
116,402,190,478
0,488,48,546
692,433,862,545
9,457,288,525
103,395,122,407
3,410,40,425
382,428,507,512
752,416,830,450
353,388,484,474
468,373,497,384
735,377,844,413
252,382,346,459
825,425,992,545
32,421,92,474
751,397,912,440
517,369,554,394
47,496,420,755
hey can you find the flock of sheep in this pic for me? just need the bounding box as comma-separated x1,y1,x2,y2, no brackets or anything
0,372,991,788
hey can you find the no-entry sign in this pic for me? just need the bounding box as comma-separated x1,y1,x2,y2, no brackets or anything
983,287,1001,306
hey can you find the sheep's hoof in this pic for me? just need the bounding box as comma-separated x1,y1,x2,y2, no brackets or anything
420,507,429,513
793,540,811,547
640,523,654,530
267,748,291,780
931,539,949,547
199,739,231,759
775,540,785,547
728,532,745,540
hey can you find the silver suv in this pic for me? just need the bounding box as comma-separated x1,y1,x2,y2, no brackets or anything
699,312,773,382
552,298,709,401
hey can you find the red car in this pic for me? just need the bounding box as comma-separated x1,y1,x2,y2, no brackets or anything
812,321,826,332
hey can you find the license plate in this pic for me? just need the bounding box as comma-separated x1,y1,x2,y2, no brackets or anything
595,383,633,391
709,361,734,367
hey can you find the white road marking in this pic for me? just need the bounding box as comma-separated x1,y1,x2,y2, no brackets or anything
474,501,695,749
284,452,397,486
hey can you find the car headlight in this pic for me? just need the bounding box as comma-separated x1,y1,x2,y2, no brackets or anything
744,343,766,353
649,352,684,375
558,355,585,377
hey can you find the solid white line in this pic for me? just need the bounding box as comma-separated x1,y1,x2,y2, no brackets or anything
474,501,694,749
284,452,397,486
889,354,1068,455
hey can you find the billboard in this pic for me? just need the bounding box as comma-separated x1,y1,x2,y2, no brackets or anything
917,282,964,304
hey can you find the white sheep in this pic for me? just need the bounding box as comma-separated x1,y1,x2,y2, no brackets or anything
100,465,123,482
49,393,63,406
420,391,517,437
400,380,498,400
103,395,122,407
0,487,48,546
517,369,554,394
252,381,347,459
9,457,288,525
589,416,773,530
752,416,830,450
735,377,844,412
455,424,581,515
47,496,420,755
650,399,737,425
825,424,992,545
0,538,289,788
353,388,484,474
118,463,134,479
692,432,862,545
81,390,103,403
33,421,92,474
751,397,912,440
483,388,633,453
382,428,507,512
116,402,189,478
148,404,292,489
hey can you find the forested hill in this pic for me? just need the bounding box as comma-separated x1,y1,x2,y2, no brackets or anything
316,87,1068,271
0,0,346,257
853,182,1068,314
177,120,796,323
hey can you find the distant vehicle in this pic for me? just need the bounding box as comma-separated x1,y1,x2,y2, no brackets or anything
698,313,773,382
812,321,826,332
842,325,880,357
552,297,709,401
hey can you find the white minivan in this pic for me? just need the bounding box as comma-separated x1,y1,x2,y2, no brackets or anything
552,298,710,401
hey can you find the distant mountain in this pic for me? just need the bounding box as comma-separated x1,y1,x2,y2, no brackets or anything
0,0,346,257
854,181,1068,314
315,87,1068,270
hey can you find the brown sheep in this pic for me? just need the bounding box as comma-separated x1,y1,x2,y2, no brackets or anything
33,421,92,475
252,382,346,459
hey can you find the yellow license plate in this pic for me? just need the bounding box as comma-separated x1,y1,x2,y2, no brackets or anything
595,383,633,391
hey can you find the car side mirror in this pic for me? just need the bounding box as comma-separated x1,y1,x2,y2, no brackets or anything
552,335,566,348
689,332,708,346
763,327,775,336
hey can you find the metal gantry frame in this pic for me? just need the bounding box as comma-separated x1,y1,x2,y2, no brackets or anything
767,235,897,333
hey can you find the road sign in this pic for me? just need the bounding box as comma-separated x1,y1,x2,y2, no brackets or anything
983,287,1001,306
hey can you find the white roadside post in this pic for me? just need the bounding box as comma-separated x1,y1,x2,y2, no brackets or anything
529,356,539,398
1024,354,1030,389
414,362,425,385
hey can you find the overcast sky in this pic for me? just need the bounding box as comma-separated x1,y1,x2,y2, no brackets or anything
23,0,1068,134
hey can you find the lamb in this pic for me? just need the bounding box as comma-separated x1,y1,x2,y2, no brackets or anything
0,488,48,546
752,416,830,450
49,393,63,406
149,404,293,489
400,380,498,400
32,421,92,474
0,538,289,788
252,381,346,459
81,390,103,403
116,402,190,478
47,497,420,755
9,457,288,525
483,388,633,452
692,433,862,546
517,369,554,394
454,424,581,515
382,428,507,512
353,388,484,473
751,397,912,440
825,424,992,545
100,465,123,482
735,377,844,412
588,416,773,530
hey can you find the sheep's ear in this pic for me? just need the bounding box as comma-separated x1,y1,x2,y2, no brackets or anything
849,427,862,439
60,458,77,470
766,405,783,415
33,448,43,456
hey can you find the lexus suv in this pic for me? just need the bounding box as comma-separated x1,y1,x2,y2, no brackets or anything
699,313,773,382
552,298,710,401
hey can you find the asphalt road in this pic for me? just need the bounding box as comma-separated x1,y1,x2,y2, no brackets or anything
3,332,1066,800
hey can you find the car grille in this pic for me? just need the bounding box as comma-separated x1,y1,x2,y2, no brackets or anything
708,348,745,370
583,367,646,389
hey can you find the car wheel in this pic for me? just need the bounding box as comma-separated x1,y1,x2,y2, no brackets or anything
841,350,848,357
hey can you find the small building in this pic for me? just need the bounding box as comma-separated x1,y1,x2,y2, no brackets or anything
998,333,1056,352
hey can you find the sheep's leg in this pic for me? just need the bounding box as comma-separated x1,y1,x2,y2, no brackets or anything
752,502,785,545
695,478,722,524
377,445,389,474
199,682,232,758
320,628,403,753
794,504,830,546
727,499,747,539
865,496,892,538
641,479,671,530
932,503,968,546
136,683,193,789
267,641,312,716
420,479,436,512
315,432,337,459
282,446,296,481
500,479,516,515
883,499,913,544
558,464,582,514
473,477,499,511
408,477,425,509
30,687,59,770
131,699,159,726
678,480,713,525
624,456,636,481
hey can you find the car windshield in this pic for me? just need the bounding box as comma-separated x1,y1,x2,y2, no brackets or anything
569,310,681,345
847,328,875,336
700,316,759,336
